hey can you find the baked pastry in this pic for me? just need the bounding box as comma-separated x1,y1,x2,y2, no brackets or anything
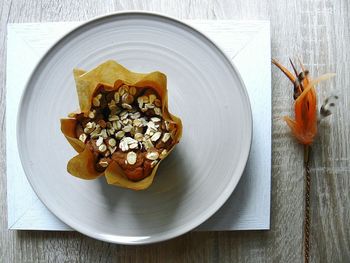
60,61,182,190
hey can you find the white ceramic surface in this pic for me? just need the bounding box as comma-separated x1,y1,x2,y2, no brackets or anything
17,12,252,244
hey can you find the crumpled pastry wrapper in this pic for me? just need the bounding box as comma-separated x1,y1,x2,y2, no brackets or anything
60,60,182,190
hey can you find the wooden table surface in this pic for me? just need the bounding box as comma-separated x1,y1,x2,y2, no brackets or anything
1,0,349,262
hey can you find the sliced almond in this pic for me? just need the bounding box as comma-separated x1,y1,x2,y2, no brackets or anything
143,139,154,150
164,121,170,131
137,97,144,108
114,92,120,103
151,132,162,142
126,151,137,165
154,107,162,116
122,93,134,104
119,140,129,152
160,149,168,159
122,125,133,133
147,121,157,131
108,138,116,147
96,136,104,146
123,136,137,145
89,125,101,138
100,129,108,139
113,121,122,130
88,110,96,119
120,111,128,120
108,115,119,122
129,86,137,95
140,118,148,126
133,119,142,127
79,133,87,143
119,85,129,96
129,143,138,149
134,133,143,141
145,103,155,109
99,159,109,168
108,99,116,108
84,122,96,134
98,144,107,152
162,133,171,143
131,112,141,120
92,97,100,107
151,117,161,123
115,130,125,139
85,122,95,129
149,94,156,104
107,128,115,136
151,160,158,168
141,95,149,103
146,151,159,161
121,103,132,110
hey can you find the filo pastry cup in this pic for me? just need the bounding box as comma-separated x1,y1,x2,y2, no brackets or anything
60,60,182,190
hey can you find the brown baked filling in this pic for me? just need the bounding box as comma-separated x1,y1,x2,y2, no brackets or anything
74,84,177,181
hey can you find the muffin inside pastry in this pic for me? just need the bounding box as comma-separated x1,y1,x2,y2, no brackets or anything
60,60,182,190
75,84,178,181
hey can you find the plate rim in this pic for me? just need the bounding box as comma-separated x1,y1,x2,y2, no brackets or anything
17,11,253,244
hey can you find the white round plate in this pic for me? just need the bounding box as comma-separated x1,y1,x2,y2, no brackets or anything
18,12,252,244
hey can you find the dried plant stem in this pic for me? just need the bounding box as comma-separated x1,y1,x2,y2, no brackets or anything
303,145,311,263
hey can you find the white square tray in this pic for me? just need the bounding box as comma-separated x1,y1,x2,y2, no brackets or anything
7,20,271,231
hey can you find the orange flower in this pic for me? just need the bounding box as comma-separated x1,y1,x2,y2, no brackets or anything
272,59,335,145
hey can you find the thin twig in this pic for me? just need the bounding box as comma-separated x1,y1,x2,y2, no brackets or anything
304,145,311,263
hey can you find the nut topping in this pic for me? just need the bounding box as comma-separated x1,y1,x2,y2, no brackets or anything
127,151,137,165
146,151,159,161
151,117,161,123
76,85,176,177
129,86,137,95
92,97,100,107
143,139,154,150
154,107,162,116
79,133,87,143
108,115,119,122
96,136,104,146
162,133,171,143
122,125,133,133
122,93,134,104
88,110,96,119
108,138,116,147
151,160,158,168
149,94,156,104
99,159,109,168
151,132,162,142
114,92,120,103
160,149,167,159
98,144,107,152
134,133,143,141
121,103,132,110
84,122,96,134
115,130,125,139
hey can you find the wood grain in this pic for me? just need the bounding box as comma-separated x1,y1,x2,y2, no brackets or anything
1,0,349,262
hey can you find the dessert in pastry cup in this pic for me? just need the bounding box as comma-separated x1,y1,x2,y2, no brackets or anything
61,61,182,190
